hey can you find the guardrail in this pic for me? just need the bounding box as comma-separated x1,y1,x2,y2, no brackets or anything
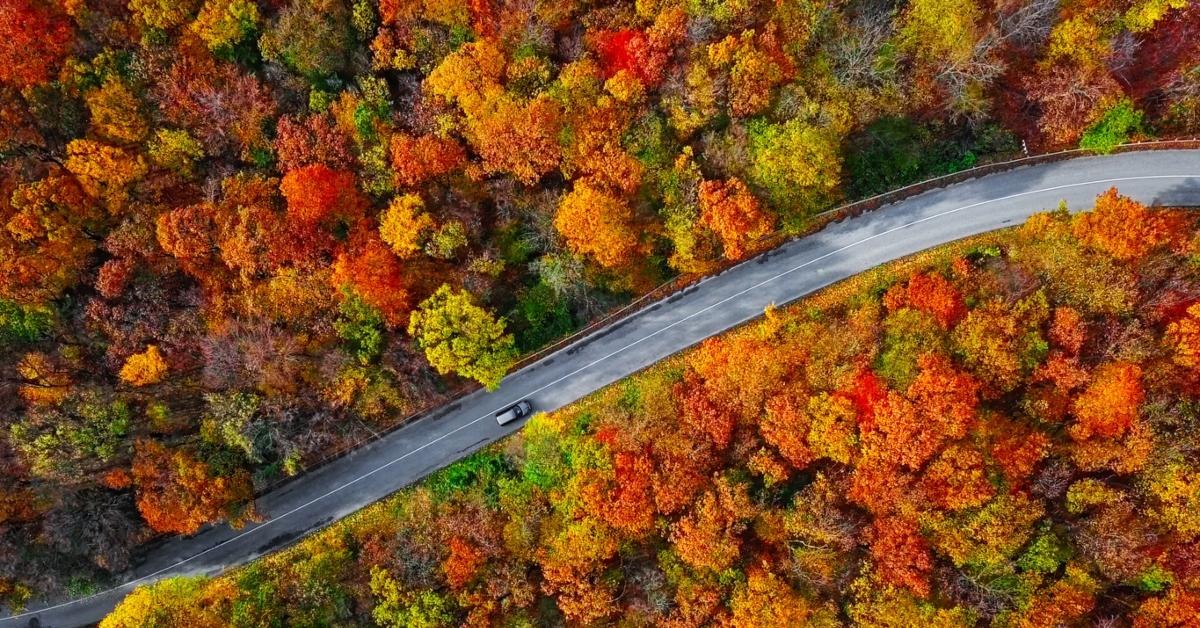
256,137,1200,497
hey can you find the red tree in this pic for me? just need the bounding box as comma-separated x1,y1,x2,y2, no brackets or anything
0,0,73,88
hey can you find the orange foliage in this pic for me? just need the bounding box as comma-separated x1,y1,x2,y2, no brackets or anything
848,458,915,515
467,95,562,184
728,569,836,627
554,182,640,268
442,536,485,590
132,440,253,535
990,426,1051,485
539,560,618,624
425,41,562,184
1033,352,1089,393
884,272,967,329
559,98,644,194
651,440,714,516
279,164,366,226
1072,418,1153,474
761,393,814,469
273,113,354,172
330,232,412,327
1133,586,1200,628
1073,188,1179,262
1166,302,1200,369
96,258,136,299
389,132,466,188
1008,566,1097,628
869,515,933,597
101,468,133,490
1070,362,1143,441
919,445,995,510
156,202,218,278
1049,306,1086,354
865,353,978,469
604,451,656,535
675,373,737,451
687,334,795,420
670,479,755,572
119,345,169,387
698,178,774,260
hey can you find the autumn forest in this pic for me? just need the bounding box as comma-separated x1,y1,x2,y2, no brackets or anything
105,193,1200,626
1,0,1200,620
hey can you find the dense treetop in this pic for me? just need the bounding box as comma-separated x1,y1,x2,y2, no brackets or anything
0,0,1199,610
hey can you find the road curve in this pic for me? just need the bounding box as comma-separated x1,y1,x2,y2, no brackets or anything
7,150,1200,628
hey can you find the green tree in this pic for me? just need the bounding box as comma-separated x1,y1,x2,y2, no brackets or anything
0,299,55,345
1080,99,1146,154
334,292,385,364
370,566,455,628
747,117,842,220
407,285,517,390
200,391,264,464
511,281,575,351
148,129,206,176
9,393,131,481
258,0,352,80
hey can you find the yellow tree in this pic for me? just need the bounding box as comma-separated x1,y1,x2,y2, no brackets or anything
120,345,169,387
64,139,148,211
407,285,517,390
898,0,982,68
85,79,149,145
728,569,840,627
191,0,260,52
129,0,201,30
100,576,231,628
748,117,843,213
379,193,434,259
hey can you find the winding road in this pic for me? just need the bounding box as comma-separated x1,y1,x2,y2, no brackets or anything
7,150,1200,627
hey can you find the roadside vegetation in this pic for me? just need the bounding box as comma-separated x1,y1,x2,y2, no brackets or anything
104,191,1200,626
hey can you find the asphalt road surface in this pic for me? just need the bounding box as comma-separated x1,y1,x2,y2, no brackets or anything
7,150,1200,627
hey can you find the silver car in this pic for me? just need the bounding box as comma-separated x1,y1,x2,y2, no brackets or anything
495,400,533,425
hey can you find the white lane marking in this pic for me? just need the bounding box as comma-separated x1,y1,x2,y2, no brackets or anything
9,172,1198,622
